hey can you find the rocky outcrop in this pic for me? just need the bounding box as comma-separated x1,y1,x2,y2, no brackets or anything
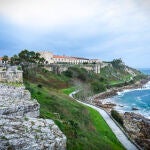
0,84,39,117
0,66,23,83
0,116,66,150
0,84,66,150
123,112,150,150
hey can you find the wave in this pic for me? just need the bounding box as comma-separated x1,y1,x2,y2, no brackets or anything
143,81,150,88
117,81,150,96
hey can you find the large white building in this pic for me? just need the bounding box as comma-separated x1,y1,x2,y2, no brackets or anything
39,51,101,64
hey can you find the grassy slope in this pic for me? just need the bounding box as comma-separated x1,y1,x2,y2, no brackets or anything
100,63,144,87
24,69,125,150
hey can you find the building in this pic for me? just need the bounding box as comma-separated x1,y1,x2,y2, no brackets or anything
39,51,101,64
38,51,54,64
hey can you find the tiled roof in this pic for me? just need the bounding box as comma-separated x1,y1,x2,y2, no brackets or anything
72,57,89,60
53,55,96,61
53,55,69,59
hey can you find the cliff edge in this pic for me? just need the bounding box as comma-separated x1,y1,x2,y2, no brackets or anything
0,84,66,150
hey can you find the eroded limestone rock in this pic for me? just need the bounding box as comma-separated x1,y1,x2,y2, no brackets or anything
0,84,67,150
0,84,40,117
0,116,66,150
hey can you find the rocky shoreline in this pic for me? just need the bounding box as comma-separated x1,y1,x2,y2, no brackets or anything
123,112,150,150
89,78,150,150
93,78,149,102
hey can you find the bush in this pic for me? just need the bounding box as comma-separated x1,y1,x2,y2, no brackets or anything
37,91,42,95
17,66,22,70
91,81,106,93
37,84,42,88
64,70,73,77
77,72,87,81
111,110,123,126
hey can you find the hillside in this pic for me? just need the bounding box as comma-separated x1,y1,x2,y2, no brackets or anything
22,57,146,150
24,67,125,150
101,59,145,87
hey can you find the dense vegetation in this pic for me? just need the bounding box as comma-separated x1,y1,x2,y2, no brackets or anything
24,67,125,150
111,110,124,126
101,59,144,87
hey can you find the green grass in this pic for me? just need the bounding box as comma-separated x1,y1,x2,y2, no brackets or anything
109,80,125,86
61,87,76,95
5,82,23,87
24,68,125,150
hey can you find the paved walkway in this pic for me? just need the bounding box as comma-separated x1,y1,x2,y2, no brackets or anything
69,91,138,150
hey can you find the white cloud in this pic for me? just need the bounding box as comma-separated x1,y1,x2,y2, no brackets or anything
0,0,149,33
0,0,100,29
0,0,150,67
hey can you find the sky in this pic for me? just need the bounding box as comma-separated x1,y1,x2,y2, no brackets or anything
0,0,150,68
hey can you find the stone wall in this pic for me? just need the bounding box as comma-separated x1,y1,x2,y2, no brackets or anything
0,84,66,150
45,63,101,74
0,66,23,83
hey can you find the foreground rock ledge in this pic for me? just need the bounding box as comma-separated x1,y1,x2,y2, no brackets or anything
0,116,66,150
0,84,39,117
0,84,66,150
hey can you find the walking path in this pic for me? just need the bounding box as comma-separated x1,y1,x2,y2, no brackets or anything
69,91,138,150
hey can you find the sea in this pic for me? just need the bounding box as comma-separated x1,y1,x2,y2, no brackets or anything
139,68,150,75
104,69,150,119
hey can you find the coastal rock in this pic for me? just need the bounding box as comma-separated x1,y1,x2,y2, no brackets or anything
123,112,150,150
0,84,67,150
95,101,116,109
132,107,139,111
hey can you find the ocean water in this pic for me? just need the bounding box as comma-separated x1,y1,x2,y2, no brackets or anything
139,68,150,75
104,69,150,119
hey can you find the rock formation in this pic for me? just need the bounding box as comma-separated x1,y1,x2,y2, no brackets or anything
0,66,23,83
123,112,150,150
0,84,66,150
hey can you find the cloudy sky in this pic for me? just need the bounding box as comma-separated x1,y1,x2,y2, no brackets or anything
0,0,150,68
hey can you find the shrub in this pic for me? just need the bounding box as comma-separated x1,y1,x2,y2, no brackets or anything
91,81,106,93
37,84,42,88
17,66,22,70
77,72,87,81
111,110,123,126
64,70,73,77
37,91,41,95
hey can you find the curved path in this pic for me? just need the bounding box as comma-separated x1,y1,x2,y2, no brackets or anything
69,91,138,150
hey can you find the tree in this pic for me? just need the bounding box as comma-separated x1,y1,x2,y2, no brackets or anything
28,51,36,63
2,55,9,64
38,57,45,64
35,53,41,60
10,55,20,65
18,49,30,65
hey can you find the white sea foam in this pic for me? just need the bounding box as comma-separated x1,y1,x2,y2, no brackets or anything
143,81,150,88
99,81,150,119
117,81,150,96
104,81,150,119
